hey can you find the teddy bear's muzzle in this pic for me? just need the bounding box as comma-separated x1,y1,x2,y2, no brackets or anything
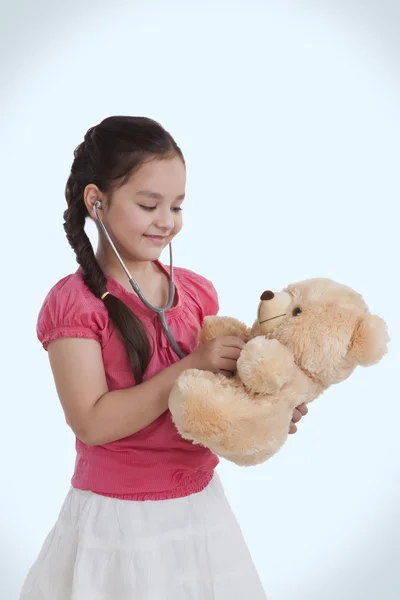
258,290,292,334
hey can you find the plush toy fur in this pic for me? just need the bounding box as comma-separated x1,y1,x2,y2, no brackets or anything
168,278,389,466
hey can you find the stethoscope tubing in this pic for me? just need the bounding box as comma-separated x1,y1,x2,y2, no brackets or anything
93,201,186,359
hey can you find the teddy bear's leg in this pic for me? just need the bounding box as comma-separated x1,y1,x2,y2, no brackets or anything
169,367,298,466
199,316,250,343
169,369,243,447
237,337,296,395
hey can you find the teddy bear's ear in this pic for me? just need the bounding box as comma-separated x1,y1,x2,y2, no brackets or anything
348,313,389,366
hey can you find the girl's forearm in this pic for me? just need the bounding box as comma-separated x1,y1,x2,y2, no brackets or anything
81,354,196,445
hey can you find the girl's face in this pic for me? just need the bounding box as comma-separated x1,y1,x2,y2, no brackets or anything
90,156,186,263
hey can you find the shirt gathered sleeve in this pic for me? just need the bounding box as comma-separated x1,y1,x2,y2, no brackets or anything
178,269,219,323
197,278,219,319
36,276,107,350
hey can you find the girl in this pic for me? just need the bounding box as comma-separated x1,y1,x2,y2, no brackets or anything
19,116,306,599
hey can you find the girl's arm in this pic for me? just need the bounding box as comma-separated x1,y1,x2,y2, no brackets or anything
47,336,244,446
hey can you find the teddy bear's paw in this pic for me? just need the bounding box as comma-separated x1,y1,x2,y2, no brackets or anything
200,316,250,343
237,337,295,395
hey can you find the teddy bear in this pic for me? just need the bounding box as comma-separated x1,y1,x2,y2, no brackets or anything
168,278,389,466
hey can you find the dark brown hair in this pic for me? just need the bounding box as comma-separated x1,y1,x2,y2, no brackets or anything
63,116,184,382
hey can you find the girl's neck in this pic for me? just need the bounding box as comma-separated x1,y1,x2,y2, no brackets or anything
96,245,159,287
96,244,173,309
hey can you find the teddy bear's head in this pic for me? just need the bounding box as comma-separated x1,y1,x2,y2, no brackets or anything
251,278,389,387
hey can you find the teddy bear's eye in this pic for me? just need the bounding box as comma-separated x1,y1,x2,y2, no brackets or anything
292,307,302,316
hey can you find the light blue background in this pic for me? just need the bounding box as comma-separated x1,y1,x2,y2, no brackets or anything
1,1,399,598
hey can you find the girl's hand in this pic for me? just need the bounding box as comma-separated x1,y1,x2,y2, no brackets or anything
289,403,308,434
189,336,245,376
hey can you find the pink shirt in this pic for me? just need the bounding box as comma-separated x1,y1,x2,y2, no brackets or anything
37,262,219,501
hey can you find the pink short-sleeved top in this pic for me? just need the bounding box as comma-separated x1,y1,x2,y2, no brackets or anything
37,261,219,501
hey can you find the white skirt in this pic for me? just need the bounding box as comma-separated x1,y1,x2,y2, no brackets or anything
19,473,267,599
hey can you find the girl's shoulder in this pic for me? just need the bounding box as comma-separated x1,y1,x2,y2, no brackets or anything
39,270,103,312
37,270,107,350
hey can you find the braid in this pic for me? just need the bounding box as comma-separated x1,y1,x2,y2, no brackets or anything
64,177,107,298
63,149,151,383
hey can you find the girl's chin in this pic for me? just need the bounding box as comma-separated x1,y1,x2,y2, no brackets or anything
118,237,173,263
133,241,169,262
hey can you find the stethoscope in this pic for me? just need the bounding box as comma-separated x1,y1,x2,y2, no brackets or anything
93,200,186,359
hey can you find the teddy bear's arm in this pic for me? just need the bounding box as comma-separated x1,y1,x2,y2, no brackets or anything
237,336,297,395
199,316,251,343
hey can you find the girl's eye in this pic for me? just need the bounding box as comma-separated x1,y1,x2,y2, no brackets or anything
139,205,182,213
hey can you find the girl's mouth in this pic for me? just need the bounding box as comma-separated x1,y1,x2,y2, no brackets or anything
143,235,168,245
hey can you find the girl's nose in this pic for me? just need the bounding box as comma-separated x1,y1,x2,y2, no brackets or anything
155,208,175,230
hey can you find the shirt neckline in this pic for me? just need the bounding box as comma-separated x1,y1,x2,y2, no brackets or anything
104,260,183,317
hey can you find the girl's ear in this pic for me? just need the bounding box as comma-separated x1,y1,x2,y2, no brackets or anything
84,184,103,219
348,313,389,366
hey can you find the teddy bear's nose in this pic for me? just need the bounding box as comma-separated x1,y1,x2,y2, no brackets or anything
260,290,275,301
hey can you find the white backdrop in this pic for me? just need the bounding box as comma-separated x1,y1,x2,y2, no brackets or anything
1,1,399,599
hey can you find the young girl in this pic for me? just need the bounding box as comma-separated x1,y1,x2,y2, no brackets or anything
19,116,306,599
